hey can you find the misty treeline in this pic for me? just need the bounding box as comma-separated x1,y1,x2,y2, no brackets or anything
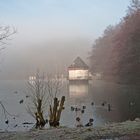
89,0,140,84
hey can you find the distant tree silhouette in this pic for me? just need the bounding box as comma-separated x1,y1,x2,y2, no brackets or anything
89,0,140,84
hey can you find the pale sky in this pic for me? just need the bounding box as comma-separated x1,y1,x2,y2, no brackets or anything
0,0,130,79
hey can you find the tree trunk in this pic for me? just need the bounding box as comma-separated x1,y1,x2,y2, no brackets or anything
35,99,46,129
49,96,65,127
56,96,65,122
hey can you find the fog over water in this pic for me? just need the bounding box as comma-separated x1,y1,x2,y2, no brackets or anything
0,0,129,80
0,36,91,80
0,15,93,80
0,24,92,80
0,0,139,132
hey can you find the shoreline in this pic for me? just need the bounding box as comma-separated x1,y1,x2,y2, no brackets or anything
0,119,140,140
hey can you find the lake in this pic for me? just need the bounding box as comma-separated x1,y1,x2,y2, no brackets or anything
0,80,140,131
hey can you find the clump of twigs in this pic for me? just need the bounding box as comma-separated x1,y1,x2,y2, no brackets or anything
26,72,65,129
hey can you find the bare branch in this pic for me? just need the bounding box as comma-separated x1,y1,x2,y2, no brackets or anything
26,72,63,129
0,25,16,47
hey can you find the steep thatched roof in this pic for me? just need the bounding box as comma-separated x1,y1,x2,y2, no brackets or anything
68,57,89,69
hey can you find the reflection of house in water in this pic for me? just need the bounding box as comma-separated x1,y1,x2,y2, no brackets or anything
68,57,89,99
69,81,89,98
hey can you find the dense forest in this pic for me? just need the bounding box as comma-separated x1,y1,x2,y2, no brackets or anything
89,0,140,84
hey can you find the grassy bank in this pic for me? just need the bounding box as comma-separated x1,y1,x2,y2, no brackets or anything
0,119,140,140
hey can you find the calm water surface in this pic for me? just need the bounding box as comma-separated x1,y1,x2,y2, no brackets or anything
0,80,140,131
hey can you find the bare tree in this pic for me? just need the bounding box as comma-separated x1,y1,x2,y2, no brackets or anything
46,74,65,127
0,25,16,129
0,101,10,120
26,72,65,129
46,74,63,104
26,73,48,129
0,25,16,49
